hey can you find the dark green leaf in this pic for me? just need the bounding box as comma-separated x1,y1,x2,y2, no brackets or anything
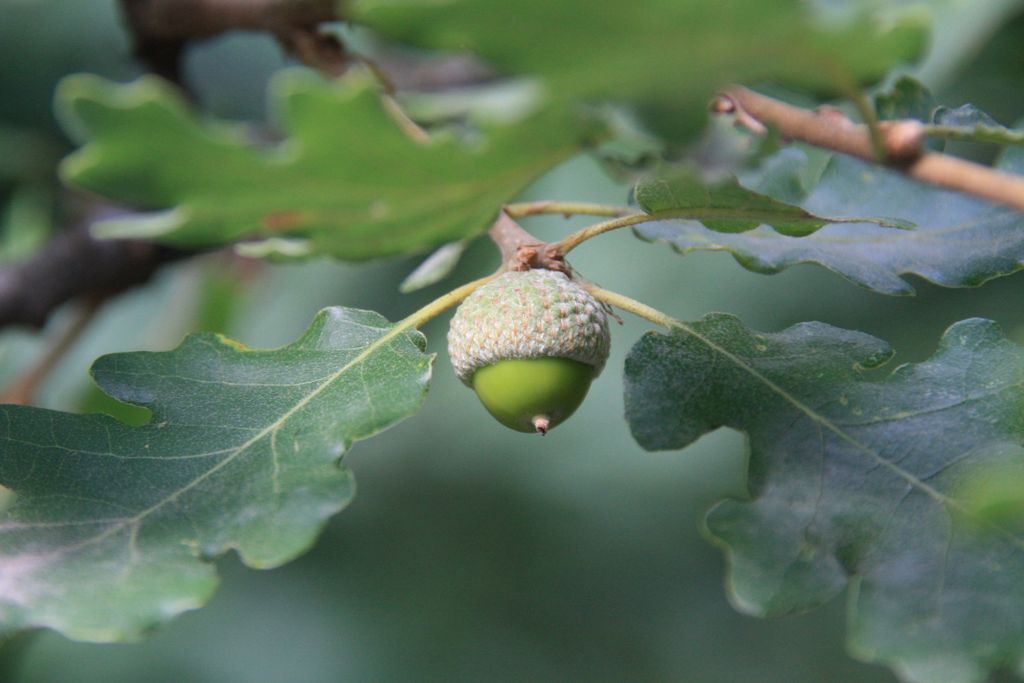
634,167,910,237
625,313,1024,683
635,146,1024,295
0,307,431,641
57,70,589,260
0,183,54,262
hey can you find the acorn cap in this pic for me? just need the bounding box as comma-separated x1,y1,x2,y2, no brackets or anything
447,269,611,385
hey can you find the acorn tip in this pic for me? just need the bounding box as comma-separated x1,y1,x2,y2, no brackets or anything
533,415,550,435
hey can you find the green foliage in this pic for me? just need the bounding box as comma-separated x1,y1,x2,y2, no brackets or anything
636,145,1024,294
353,0,927,139
625,314,1024,683
930,105,1024,145
57,70,589,260
874,76,937,122
5,1,1024,681
875,76,1024,145
0,308,430,640
634,166,911,237
398,240,468,293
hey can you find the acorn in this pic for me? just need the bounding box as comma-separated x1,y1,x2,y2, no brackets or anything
447,268,610,434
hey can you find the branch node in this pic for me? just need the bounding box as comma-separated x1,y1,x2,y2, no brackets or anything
815,105,856,130
488,212,570,274
710,93,767,136
880,120,925,164
720,85,1024,212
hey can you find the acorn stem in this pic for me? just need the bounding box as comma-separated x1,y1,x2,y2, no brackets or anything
533,415,551,435
503,201,633,219
552,213,651,255
583,285,675,329
397,274,497,332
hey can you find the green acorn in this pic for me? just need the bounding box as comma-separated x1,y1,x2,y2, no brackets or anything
447,268,610,434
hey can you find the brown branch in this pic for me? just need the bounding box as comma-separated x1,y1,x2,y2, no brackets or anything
120,0,496,90
120,0,337,40
0,204,191,330
119,0,343,82
717,86,1024,212
488,212,569,274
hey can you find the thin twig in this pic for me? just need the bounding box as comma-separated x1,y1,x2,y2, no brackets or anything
921,124,1024,145
503,201,634,219
582,284,673,329
551,214,651,255
379,93,431,144
845,87,887,162
718,86,1024,212
1,298,104,405
400,274,498,330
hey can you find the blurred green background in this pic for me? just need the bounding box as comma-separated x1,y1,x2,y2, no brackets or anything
2,2,1024,681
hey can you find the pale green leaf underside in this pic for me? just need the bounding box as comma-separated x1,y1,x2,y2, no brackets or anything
399,240,468,293
634,167,912,237
56,70,587,260
929,104,1024,145
874,76,1024,147
625,314,1024,683
0,307,431,641
636,146,1024,295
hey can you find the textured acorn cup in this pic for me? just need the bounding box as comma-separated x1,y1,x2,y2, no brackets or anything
447,269,611,433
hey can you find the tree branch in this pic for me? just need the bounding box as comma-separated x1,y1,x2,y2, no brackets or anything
120,0,337,40
119,0,343,82
716,86,1024,212
0,206,190,330
488,212,569,274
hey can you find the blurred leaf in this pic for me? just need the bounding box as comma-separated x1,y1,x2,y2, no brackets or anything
233,237,315,261
874,75,936,121
397,80,544,125
956,455,1024,531
912,0,1024,88
353,0,927,140
625,313,1024,683
635,145,1024,295
873,76,945,153
0,306,431,641
0,183,54,261
57,70,590,260
191,257,254,333
634,167,911,237
399,240,467,293
929,104,1024,145
0,125,62,181
591,104,667,176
